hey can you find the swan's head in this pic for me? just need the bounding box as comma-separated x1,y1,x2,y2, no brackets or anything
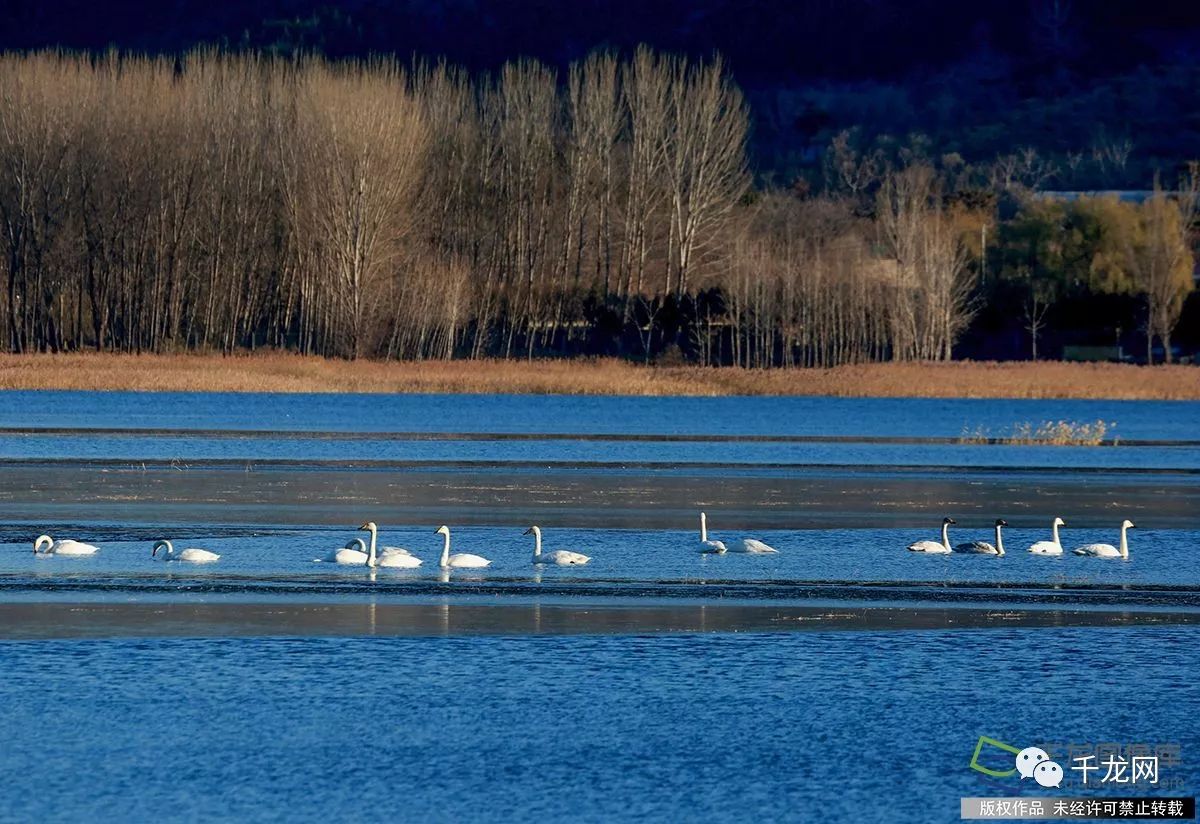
33,535,52,554
359,521,377,532
1053,517,1065,527
994,519,1008,528
1122,519,1136,530
435,525,450,536
942,517,956,525
152,539,172,558
523,526,541,537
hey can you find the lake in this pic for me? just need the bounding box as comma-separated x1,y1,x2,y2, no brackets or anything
1,391,1197,822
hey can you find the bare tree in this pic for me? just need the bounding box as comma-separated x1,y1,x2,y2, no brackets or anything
662,54,750,297
877,164,976,360
287,59,429,358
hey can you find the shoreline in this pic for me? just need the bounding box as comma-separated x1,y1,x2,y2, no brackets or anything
0,353,1197,399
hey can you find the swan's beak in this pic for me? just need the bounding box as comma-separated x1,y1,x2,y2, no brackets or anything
522,528,532,535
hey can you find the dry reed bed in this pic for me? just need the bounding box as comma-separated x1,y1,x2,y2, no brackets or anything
0,354,1196,399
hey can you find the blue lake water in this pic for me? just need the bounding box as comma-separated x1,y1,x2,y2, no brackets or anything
1,628,1196,823
3,391,1196,440
1,390,1197,821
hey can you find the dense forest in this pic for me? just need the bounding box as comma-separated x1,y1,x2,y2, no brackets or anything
1,2,1198,364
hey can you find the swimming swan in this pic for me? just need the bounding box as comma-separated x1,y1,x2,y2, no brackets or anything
1028,517,1065,555
33,535,99,556
955,519,1007,556
317,538,370,565
436,525,491,569
701,512,778,553
698,512,728,554
907,518,955,553
360,521,422,568
1074,520,1135,559
152,539,220,563
524,526,590,566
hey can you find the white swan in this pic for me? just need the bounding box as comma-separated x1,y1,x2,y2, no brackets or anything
701,512,778,553
33,535,99,556
955,519,1007,555
152,539,220,563
436,525,491,569
1074,520,1135,559
317,538,370,565
1028,517,1065,555
360,521,422,568
728,537,778,553
525,526,590,566
698,511,728,554
907,517,955,553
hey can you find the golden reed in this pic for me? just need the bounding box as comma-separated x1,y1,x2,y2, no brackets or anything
0,354,1195,399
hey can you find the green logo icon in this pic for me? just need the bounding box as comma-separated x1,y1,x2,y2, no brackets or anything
969,735,1021,778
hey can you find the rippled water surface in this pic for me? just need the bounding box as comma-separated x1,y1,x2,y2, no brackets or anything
1,628,1196,823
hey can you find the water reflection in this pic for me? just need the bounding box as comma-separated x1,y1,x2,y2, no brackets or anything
1,600,1196,640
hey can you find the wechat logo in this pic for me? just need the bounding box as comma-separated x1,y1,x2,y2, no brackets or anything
970,737,1063,788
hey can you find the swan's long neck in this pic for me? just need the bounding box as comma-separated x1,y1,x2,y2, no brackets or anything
34,535,52,555
940,521,950,550
366,526,377,568
1051,520,1060,545
1119,524,1129,559
154,540,173,558
994,524,1005,556
440,530,451,566
700,513,708,543
532,527,542,557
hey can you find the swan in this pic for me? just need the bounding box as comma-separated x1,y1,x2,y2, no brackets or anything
436,525,491,569
1074,520,1135,559
954,519,1007,555
360,521,422,568
701,512,778,553
907,517,955,553
727,536,778,553
698,512,728,554
33,535,99,556
525,526,590,566
316,538,370,565
1028,517,1066,555
379,545,414,559
152,539,220,563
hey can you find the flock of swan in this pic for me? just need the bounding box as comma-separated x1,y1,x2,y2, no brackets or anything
30,523,588,568
27,512,1136,565
317,523,596,568
906,517,1137,559
27,512,773,567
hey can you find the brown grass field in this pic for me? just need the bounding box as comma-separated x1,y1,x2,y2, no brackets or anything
0,353,1196,399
